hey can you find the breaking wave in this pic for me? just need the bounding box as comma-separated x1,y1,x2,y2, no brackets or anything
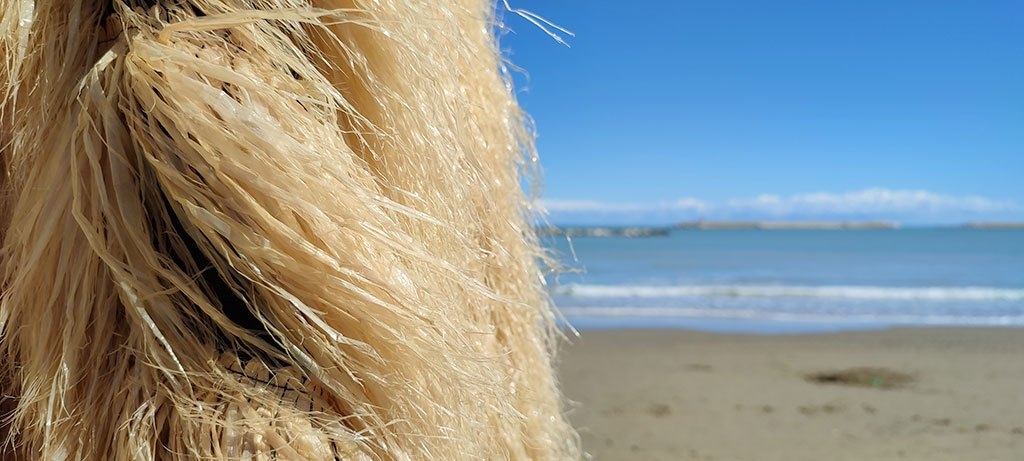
553,284,1024,301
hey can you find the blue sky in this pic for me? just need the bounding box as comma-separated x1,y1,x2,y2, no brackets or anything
500,1,1023,225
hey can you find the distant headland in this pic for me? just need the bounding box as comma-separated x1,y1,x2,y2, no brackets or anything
536,226,671,238
961,222,1024,229
536,221,1024,238
674,220,899,230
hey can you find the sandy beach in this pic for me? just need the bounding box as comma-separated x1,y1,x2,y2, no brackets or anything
558,327,1024,460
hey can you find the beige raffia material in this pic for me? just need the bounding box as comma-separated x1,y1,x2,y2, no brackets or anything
0,1,578,459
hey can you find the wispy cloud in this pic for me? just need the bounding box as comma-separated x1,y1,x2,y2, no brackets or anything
540,198,710,213
725,188,1019,215
539,188,1021,224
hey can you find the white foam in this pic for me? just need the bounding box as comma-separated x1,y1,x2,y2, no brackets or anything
558,306,1024,326
553,284,1024,301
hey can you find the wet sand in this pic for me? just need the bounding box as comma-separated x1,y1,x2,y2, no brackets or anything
558,327,1024,460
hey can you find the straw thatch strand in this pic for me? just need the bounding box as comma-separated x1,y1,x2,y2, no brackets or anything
0,0,578,459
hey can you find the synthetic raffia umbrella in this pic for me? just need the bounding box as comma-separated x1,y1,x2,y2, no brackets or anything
0,1,577,459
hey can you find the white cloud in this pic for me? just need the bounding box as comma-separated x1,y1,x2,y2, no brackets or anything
671,197,710,210
538,197,710,213
540,188,1020,222
726,188,1019,215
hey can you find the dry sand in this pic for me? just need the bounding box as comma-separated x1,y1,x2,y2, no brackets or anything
558,327,1024,460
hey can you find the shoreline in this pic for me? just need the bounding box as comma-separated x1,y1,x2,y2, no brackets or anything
560,315,1024,335
558,327,1024,460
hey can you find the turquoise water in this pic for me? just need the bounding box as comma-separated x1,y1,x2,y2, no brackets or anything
544,229,1024,333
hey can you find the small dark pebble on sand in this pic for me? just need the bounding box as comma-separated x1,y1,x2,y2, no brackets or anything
648,403,672,417
805,367,914,389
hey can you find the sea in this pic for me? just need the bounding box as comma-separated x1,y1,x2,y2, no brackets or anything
544,229,1024,334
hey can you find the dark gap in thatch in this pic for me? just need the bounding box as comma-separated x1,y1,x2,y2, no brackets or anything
151,180,284,361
